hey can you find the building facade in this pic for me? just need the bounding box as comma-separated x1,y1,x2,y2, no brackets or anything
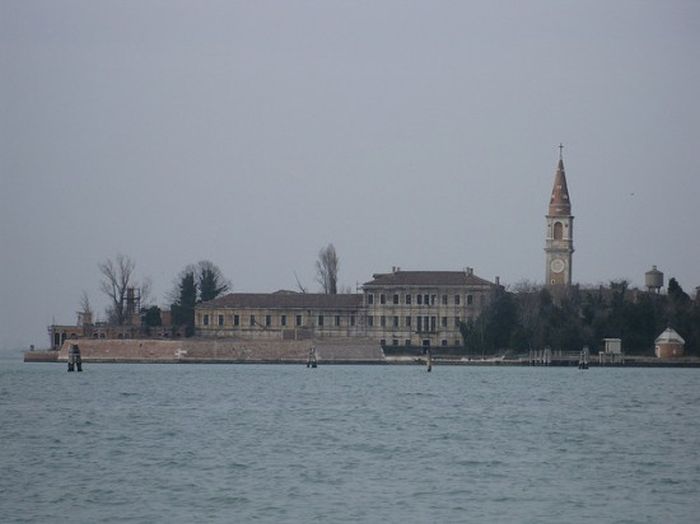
545,146,574,287
195,268,498,348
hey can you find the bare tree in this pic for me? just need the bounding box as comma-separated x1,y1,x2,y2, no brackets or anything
139,276,153,308
78,291,93,325
99,254,135,325
293,271,308,294
315,243,339,294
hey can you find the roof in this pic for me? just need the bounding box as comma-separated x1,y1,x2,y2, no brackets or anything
363,270,495,287
548,158,572,216
655,327,685,345
198,292,364,310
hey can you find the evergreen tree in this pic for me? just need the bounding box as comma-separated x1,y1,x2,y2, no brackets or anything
171,271,197,336
197,260,231,302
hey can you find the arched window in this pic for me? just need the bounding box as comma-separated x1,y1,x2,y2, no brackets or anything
553,222,563,240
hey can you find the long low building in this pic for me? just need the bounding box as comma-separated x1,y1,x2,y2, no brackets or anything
195,267,498,349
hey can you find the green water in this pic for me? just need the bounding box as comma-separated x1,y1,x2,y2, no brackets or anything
2,362,699,523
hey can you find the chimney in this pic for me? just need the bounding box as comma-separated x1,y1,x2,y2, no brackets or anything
495,276,500,286
464,267,474,277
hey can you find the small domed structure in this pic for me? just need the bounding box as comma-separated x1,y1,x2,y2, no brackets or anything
654,327,685,358
645,265,664,293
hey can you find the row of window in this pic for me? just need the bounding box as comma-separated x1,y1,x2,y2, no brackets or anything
367,293,480,306
201,313,466,330
381,338,462,347
367,315,462,331
201,313,358,328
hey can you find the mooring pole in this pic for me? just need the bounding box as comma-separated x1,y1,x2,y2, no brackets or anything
67,344,82,372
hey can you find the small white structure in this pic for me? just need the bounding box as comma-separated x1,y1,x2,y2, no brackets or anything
655,328,685,358
603,338,622,354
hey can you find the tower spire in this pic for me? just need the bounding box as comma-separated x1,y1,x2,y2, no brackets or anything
545,147,574,288
549,145,571,216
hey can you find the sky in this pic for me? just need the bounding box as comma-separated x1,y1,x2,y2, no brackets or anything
1,1,699,352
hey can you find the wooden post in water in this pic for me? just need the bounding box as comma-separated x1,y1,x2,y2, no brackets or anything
67,344,82,372
306,347,317,368
578,345,589,369
426,349,432,372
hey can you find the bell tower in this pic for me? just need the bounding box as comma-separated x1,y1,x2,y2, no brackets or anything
545,144,574,287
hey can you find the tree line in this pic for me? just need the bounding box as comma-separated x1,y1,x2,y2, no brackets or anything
90,243,342,335
460,278,700,356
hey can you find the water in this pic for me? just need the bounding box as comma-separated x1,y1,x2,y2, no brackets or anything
2,361,700,523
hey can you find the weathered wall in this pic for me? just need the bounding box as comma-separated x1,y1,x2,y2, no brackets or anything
56,337,385,363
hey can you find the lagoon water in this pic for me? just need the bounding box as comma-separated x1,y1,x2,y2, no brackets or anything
2,360,700,523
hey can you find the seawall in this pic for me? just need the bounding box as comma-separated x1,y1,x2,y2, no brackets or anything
27,337,387,364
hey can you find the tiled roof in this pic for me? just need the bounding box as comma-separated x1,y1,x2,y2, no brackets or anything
364,271,494,287
549,158,572,216
198,292,364,310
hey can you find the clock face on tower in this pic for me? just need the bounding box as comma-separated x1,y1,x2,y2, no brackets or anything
550,258,565,274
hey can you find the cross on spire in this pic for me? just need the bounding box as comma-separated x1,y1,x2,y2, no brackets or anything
558,143,564,160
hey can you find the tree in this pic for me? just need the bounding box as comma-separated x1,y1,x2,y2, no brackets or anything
197,260,231,302
78,291,94,325
99,254,135,325
142,306,162,327
171,269,197,336
315,243,339,294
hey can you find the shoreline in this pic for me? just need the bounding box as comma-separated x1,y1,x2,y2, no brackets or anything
22,350,700,367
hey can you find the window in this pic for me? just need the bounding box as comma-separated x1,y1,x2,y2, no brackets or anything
424,294,430,305
431,295,436,305
455,339,461,346
380,339,386,347
281,315,287,326
335,315,340,327
455,295,461,305
417,294,423,305
318,315,324,327
350,315,356,326
296,315,302,327
553,221,563,240
405,339,411,346
367,316,374,327
441,339,448,347
380,316,386,327
234,315,240,326
393,294,399,305
218,315,224,326
393,316,399,328
203,314,209,326
417,317,422,332
441,316,447,327
405,294,412,305
467,294,473,305
442,294,448,305
430,316,436,332
424,316,429,331
265,315,271,327
380,294,386,305
405,316,411,327
455,317,460,327
392,339,399,346
367,294,374,305
250,315,255,326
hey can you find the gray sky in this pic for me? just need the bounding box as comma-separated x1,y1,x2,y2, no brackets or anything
2,1,699,351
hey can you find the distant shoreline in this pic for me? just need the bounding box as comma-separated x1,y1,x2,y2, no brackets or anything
22,349,700,367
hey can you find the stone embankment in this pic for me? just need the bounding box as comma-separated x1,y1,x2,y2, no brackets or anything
37,337,386,364
23,341,700,366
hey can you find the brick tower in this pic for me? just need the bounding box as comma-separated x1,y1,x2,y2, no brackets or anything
545,145,574,287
